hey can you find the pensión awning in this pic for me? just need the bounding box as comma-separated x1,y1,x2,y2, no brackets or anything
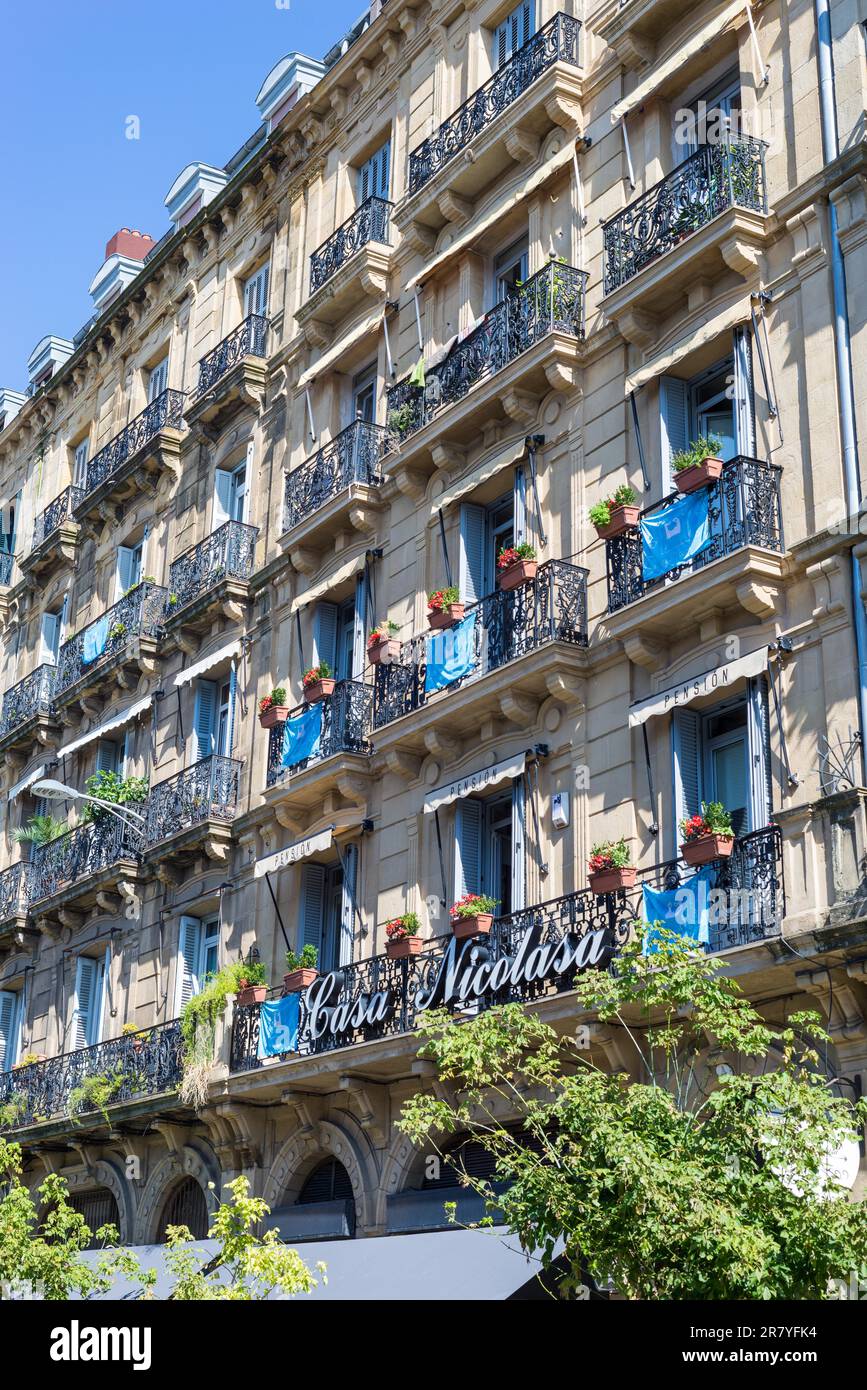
254,826,334,877
628,647,770,727
423,752,527,813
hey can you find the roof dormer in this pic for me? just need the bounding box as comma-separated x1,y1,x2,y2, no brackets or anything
0,388,27,432
255,52,325,132
88,228,156,311
164,163,228,230
27,336,74,392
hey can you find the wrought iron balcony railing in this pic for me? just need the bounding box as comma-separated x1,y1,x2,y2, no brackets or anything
0,1020,184,1130
283,420,387,532
385,261,586,445
27,815,143,906
166,521,258,616
0,862,31,923
371,560,588,730
81,390,186,498
605,456,783,613
230,826,782,1069
0,552,13,586
602,138,768,294
408,12,581,195
144,755,243,846
309,196,393,295
54,582,168,699
191,314,268,401
266,680,370,787
0,664,55,742
31,486,84,552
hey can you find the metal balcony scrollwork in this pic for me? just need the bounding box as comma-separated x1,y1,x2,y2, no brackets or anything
0,664,56,742
81,390,186,498
27,816,143,906
283,421,387,531
192,315,268,400
31,486,84,551
408,12,582,194
144,755,243,846
0,552,13,586
605,456,783,613
602,138,768,294
266,681,370,786
0,863,31,924
54,582,168,698
309,196,393,295
166,521,258,615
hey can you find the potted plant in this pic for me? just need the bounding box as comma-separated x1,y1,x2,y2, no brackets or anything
672,435,724,494
385,912,423,959
259,687,290,728
121,1022,150,1053
108,620,127,641
367,620,401,667
588,839,636,894
302,662,336,704
235,961,268,1006
13,1052,46,1070
283,944,319,994
387,403,416,438
450,893,498,941
427,586,464,631
497,542,538,591
680,801,735,866
589,485,639,540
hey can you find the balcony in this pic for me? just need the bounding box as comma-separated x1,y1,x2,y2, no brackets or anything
264,680,371,824
143,755,243,870
228,830,782,1077
53,582,167,712
281,420,387,553
370,560,588,745
22,486,83,579
0,664,59,755
163,521,259,645
74,390,186,525
299,197,393,342
185,315,268,427
0,1020,184,1135
384,261,586,470
400,13,582,235
604,456,785,640
0,862,31,939
0,552,14,588
26,815,143,924
601,140,768,336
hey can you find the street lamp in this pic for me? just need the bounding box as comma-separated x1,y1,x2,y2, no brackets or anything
31,778,146,832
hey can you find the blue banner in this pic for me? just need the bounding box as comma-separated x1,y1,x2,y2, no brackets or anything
257,993,300,1058
82,615,110,665
281,702,323,768
641,868,716,952
425,612,478,695
640,489,712,582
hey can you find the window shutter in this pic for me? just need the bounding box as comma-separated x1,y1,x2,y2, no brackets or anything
351,573,367,680
339,843,359,967
454,798,484,898
671,708,702,851
493,2,534,69
192,680,217,762
458,503,486,605
176,916,204,1013
213,469,233,528
40,611,61,666
511,777,526,912
148,358,169,402
243,265,270,317
659,377,690,494
96,739,120,774
116,544,141,598
513,466,528,545
299,864,326,952
358,141,391,202
747,676,772,830
0,991,19,1071
732,325,756,457
59,593,69,645
72,956,102,1050
312,602,339,673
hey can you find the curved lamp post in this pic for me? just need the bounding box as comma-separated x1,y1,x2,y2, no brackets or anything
31,777,146,833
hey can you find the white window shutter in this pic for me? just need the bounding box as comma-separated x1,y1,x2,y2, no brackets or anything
659,377,690,494
40,611,61,666
747,676,772,831
732,325,756,457
116,544,141,598
193,680,217,762
176,916,204,1013
148,358,169,403
339,844,358,967
511,777,526,912
513,465,527,545
458,503,486,605
213,469,233,528
299,864,326,953
0,990,20,1071
351,573,368,680
312,602,339,672
243,265,270,318
671,708,702,852
454,798,484,898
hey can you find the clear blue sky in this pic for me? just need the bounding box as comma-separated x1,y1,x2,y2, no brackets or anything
0,0,365,389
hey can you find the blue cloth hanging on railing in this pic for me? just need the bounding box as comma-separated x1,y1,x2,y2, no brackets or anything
82,615,110,665
641,867,716,952
640,489,712,582
425,611,478,694
257,993,300,1058
281,702,323,768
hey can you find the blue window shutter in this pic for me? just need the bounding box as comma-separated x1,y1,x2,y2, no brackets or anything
299,864,326,953
732,326,756,456
96,739,120,774
455,798,484,898
176,916,204,1012
659,377,690,494
193,680,217,762
493,2,534,68
339,844,359,967
459,503,486,605
73,956,103,1050
313,602,339,673
358,141,391,202
672,708,702,850
747,676,772,830
0,991,19,1071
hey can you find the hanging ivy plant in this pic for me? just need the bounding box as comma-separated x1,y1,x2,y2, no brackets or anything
179,959,267,1109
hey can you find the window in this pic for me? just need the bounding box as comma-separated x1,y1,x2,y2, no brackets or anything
96,739,122,775
351,365,376,424
458,487,526,602
40,609,63,666
175,915,220,1012
671,682,772,849
66,1190,120,1250
243,264,270,318
678,69,741,163
493,236,529,304
73,439,89,488
659,331,754,491
159,1178,208,1241
147,357,169,404
357,140,390,203
192,678,233,762
0,990,21,1071
214,457,249,527
298,848,358,975
313,576,367,682
454,782,525,916
492,1,534,70
72,954,107,1050
115,542,143,598
0,490,20,555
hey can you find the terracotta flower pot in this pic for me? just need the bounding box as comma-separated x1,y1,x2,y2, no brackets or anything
283,968,318,994
428,603,465,631
367,637,401,667
259,705,290,729
674,458,724,494
237,984,267,1006
594,504,640,540
452,912,493,941
386,935,424,960
588,865,637,895
303,678,336,704
681,833,734,867
498,560,538,591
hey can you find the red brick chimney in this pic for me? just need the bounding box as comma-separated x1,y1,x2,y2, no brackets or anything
104,228,156,261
